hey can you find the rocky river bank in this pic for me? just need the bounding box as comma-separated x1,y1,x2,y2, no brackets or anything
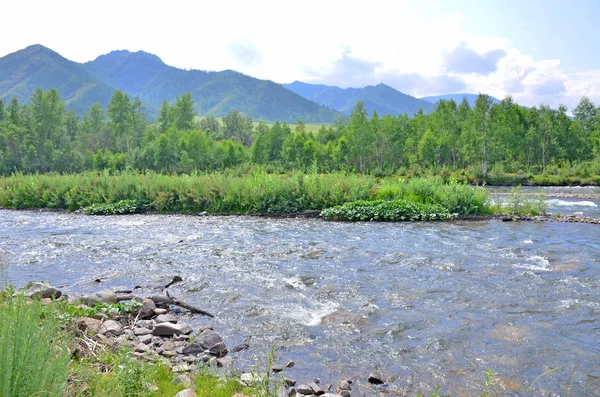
22,280,386,397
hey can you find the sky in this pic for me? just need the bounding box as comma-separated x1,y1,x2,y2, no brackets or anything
1,0,599,110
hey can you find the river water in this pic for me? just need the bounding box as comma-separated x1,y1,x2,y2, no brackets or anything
1,190,600,396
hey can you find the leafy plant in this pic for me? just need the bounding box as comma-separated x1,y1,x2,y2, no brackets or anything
321,199,454,222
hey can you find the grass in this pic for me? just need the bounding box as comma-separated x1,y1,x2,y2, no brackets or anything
321,199,454,221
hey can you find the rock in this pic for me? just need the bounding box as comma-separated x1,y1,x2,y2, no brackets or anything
240,373,260,386
196,329,227,356
162,350,177,357
25,281,62,300
136,319,155,329
339,391,351,397
172,363,193,373
232,394,251,397
208,357,218,366
201,353,212,362
339,380,352,390
162,341,175,351
296,384,314,395
134,327,153,336
154,308,168,315
174,389,196,397
183,356,200,363
198,324,213,332
322,394,339,397
78,317,102,333
368,371,385,384
93,313,109,321
139,334,153,344
272,360,295,372
172,374,193,387
156,313,178,324
99,320,123,336
153,322,192,336
174,334,190,341
216,356,233,367
287,388,296,397
283,377,296,387
84,290,118,306
232,343,250,352
134,343,150,353
182,343,203,356
310,382,325,395
96,334,117,347
139,298,156,318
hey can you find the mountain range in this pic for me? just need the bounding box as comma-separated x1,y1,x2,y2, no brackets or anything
420,93,501,107
0,45,499,122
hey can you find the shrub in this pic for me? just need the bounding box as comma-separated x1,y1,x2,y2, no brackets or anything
321,199,454,222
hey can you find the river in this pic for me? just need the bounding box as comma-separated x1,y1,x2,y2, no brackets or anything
1,190,600,396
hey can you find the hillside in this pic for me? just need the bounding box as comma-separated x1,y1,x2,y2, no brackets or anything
0,45,342,123
283,81,435,116
420,93,501,107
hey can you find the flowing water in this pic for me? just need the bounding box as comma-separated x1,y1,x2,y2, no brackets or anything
1,191,600,396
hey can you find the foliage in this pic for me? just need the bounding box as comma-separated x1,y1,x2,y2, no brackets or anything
493,186,549,215
321,199,454,221
81,199,147,215
0,295,70,397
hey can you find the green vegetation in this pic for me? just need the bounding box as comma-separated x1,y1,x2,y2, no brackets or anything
321,199,453,221
0,293,70,397
493,186,549,216
81,199,148,215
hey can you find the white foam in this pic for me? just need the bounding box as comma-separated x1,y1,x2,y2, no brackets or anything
523,239,533,244
546,199,597,207
283,276,306,290
282,301,339,326
516,255,551,272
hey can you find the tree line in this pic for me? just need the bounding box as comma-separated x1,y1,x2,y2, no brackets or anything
0,88,599,176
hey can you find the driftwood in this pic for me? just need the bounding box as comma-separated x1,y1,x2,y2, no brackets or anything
147,291,214,318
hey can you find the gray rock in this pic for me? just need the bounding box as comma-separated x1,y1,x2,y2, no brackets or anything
368,371,385,384
84,290,118,306
156,313,178,324
208,357,218,366
322,394,340,397
339,380,352,390
198,324,213,332
153,322,192,336
217,356,234,367
296,384,314,395
283,377,296,387
173,334,190,341
162,341,175,351
339,391,350,397
93,312,109,321
272,360,295,372
183,356,201,363
172,374,192,387
134,343,150,353
99,320,123,335
78,317,102,333
139,334,153,344
182,343,203,356
136,319,155,329
25,281,62,299
232,343,250,352
139,298,156,319
174,389,196,397
172,363,193,373
196,329,227,356
162,350,177,357
154,308,168,315
240,373,261,386
310,382,325,395
134,327,152,336
201,353,212,362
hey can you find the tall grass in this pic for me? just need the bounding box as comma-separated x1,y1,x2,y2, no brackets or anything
0,170,377,214
0,295,70,397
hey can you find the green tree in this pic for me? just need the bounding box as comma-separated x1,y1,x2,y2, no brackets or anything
346,101,373,173
174,93,195,131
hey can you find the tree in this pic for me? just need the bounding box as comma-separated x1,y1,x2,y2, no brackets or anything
346,101,373,173
223,110,253,145
158,100,173,133
107,90,132,152
174,93,195,131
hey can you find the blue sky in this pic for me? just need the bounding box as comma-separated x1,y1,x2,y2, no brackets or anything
0,0,598,109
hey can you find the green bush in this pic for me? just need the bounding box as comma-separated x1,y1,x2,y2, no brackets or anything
0,296,70,397
81,199,147,215
321,199,454,222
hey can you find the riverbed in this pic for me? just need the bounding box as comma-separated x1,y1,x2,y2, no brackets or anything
1,195,600,395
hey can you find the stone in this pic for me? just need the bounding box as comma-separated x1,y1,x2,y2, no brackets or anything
172,375,192,387
310,382,325,395
134,327,152,336
198,324,213,332
139,334,153,344
84,290,118,306
174,334,190,341
232,343,250,352
183,356,200,363
240,373,261,386
139,298,156,319
368,371,385,384
78,317,102,333
174,389,196,397
322,395,340,397
272,360,295,372
136,320,155,329
162,350,177,357
182,343,203,356
172,363,193,373
25,281,62,299
162,341,175,351
99,320,123,336
339,380,352,390
134,343,150,353
283,377,296,387
216,356,233,367
196,329,227,356
208,357,218,366
154,308,168,315
201,353,212,362
96,334,117,347
153,322,192,336
156,313,178,324
296,384,314,395
339,391,351,397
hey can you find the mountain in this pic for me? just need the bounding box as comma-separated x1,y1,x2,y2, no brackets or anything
283,81,435,116
0,45,342,123
0,45,115,114
420,93,501,107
